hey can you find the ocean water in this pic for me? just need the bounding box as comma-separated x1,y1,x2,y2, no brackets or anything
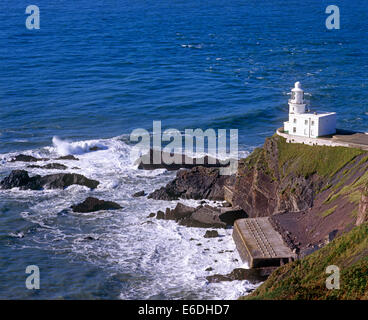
0,0,367,299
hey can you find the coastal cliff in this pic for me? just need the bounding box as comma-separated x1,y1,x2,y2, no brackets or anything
133,134,368,298
232,135,368,253
147,134,368,254
232,135,368,299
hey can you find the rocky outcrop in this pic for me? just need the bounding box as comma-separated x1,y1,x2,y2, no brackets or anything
0,170,99,190
204,230,219,238
136,149,230,171
154,203,246,228
132,190,146,197
356,184,368,226
0,170,42,190
55,155,79,161
206,267,276,284
164,203,196,221
10,154,78,162
148,166,234,201
71,197,122,213
27,163,68,170
10,154,49,162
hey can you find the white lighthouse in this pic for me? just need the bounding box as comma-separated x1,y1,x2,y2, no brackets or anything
283,82,336,138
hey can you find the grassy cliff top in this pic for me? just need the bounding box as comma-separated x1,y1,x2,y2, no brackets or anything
276,136,365,178
241,222,368,300
240,135,365,179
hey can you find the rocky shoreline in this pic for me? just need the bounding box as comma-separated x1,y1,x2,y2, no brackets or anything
2,134,368,296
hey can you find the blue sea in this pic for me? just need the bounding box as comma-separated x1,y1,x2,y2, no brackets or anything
0,0,367,299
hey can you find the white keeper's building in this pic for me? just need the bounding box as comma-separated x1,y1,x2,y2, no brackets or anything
283,82,336,138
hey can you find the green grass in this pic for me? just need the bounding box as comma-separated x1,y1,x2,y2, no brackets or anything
239,143,276,180
320,184,332,192
358,155,368,166
241,223,368,300
349,190,362,204
320,205,338,218
324,175,366,205
276,136,364,179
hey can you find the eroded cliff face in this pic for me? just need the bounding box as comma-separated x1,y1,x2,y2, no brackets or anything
231,134,368,250
357,185,368,226
232,136,318,218
147,134,367,249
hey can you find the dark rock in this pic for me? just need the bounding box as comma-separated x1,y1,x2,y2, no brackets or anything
148,166,233,201
156,210,165,219
222,201,232,207
71,197,122,213
132,190,146,197
10,154,49,162
84,236,98,241
206,267,276,284
55,155,79,161
136,149,230,171
27,163,68,170
0,170,99,190
179,205,226,228
325,229,339,244
147,184,181,201
217,206,248,225
39,173,99,189
204,230,219,238
179,205,246,228
0,170,42,190
164,203,196,221
152,203,246,228
147,213,156,218
205,267,213,272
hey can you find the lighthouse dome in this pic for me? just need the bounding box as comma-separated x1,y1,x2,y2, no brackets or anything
292,81,303,92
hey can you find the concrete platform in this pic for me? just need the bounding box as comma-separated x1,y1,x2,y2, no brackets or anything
233,217,296,268
277,127,368,151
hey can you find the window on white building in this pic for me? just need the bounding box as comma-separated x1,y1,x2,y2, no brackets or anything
311,120,315,126
293,127,296,133
293,118,297,124
304,120,308,125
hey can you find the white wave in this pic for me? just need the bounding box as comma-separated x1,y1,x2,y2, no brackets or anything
1,133,257,300
52,136,107,156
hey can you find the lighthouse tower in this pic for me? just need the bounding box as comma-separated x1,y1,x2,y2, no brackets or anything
288,81,306,114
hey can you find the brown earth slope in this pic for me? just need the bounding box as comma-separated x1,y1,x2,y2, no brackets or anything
232,135,368,255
